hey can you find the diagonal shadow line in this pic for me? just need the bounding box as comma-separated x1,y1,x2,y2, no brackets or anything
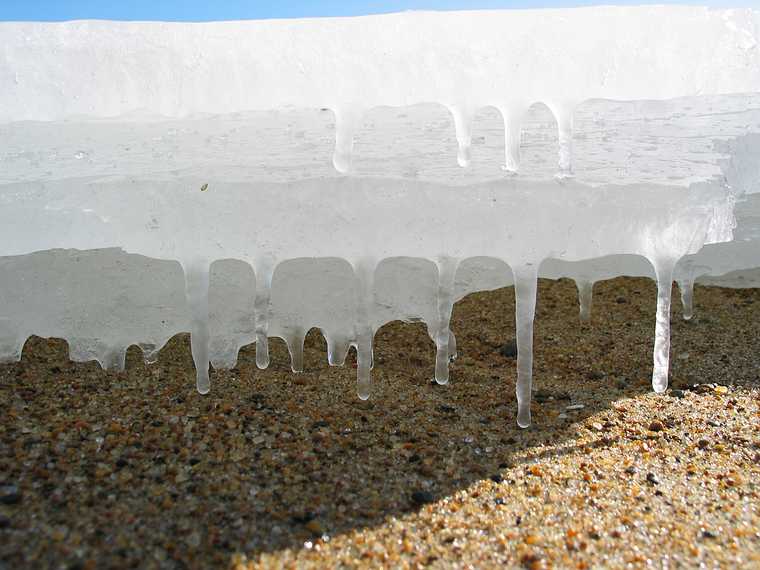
0,277,758,569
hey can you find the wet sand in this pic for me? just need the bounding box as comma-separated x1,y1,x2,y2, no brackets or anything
1,277,758,569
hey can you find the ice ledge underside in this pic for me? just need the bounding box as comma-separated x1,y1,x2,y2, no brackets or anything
0,175,736,426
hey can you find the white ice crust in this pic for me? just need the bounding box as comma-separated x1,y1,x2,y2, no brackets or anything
1,7,760,426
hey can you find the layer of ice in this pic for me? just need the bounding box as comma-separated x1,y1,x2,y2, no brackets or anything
1,8,759,426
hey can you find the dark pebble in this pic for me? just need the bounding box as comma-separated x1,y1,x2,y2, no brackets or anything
0,515,10,528
646,473,659,485
615,297,627,304
670,389,686,398
115,458,128,469
498,340,518,358
588,371,606,380
0,486,21,506
411,491,435,505
702,530,718,539
290,511,316,525
494,498,505,506
489,474,504,484
534,389,553,403
625,466,637,475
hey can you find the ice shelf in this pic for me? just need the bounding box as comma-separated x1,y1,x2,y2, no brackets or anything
0,7,759,426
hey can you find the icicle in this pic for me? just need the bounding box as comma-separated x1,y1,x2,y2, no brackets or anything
651,259,676,393
102,346,127,372
139,343,159,365
677,277,694,321
549,102,576,178
326,333,350,367
449,105,475,167
498,104,526,173
352,259,376,400
332,106,364,173
448,330,457,362
183,260,211,394
576,279,594,323
286,328,306,373
433,256,459,384
512,264,539,428
253,257,275,370
10,336,25,363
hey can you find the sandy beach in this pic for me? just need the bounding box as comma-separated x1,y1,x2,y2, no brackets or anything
1,277,758,569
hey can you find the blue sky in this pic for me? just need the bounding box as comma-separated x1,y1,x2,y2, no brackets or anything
0,1,754,22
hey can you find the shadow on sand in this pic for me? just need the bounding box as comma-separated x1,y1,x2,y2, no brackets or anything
1,277,758,568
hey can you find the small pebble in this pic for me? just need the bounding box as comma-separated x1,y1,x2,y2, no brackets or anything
648,420,664,432
411,491,435,506
646,473,659,486
489,474,504,484
534,389,553,403
566,404,585,411
670,389,686,398
0,485,22,505
498,340,518,358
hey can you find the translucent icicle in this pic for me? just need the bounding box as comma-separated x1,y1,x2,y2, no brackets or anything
9,336,25,363
353,259,376,400
102,347,127,372
499,104,526,173
651,259,676,393
332,106,364,173
449,105,475,167
139,343,159,365
253,258,275,370
512,264,539,428
678,277,694,321
287,328,306,373
576,279,594,323
448,330,457,362
433,257,459,384
183,260,211,394
326,333,350,367
550,103,575,178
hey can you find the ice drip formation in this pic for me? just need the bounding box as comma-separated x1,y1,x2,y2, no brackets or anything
1,6,759,426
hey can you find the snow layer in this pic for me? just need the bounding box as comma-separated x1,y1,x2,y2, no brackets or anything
1,8,760,426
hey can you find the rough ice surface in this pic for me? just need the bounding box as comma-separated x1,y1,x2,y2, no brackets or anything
1,7,759,426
